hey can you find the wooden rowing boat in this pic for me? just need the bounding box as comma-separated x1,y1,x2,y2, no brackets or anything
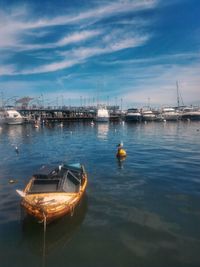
16,163,87,223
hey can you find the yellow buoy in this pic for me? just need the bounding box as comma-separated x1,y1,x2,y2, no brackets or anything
116,148,127,158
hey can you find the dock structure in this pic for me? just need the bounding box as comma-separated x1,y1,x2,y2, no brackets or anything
18,106,122,122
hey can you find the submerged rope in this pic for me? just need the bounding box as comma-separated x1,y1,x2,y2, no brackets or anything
42,212,47,267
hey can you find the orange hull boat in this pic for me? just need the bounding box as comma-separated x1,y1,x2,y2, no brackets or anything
17,163,87,223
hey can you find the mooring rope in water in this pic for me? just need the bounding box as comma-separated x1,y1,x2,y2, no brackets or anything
42,212,47,267
43,212,47,233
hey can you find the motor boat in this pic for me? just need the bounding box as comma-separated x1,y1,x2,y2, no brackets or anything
142,110,156,121
181,107,200,121
161,107,180,121
125,108,142,122
4,109,24,125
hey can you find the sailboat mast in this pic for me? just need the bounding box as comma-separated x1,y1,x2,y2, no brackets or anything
176,81,180,108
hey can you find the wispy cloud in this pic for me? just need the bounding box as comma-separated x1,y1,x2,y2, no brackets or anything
5,35,150,75
0,0,155,76
0,65,16,76
0,0,157,50
21,0,158,29
100,52,200,66
16,30,102,51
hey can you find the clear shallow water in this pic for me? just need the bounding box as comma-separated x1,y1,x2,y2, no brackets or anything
0,121,200,267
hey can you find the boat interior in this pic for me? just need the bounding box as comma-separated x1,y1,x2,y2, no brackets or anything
28,165,83,194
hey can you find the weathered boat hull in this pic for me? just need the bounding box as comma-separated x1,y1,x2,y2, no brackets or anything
21,192,86,223
19,165,87,223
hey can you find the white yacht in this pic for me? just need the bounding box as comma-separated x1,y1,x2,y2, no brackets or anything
142,110,156,121
181,107,200,121
162,107,180,121
4,109,24,125
125,108,142,122
95,107,109,122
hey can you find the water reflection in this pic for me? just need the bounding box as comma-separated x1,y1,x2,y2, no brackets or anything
6,125,24,138
21,195,88,266
116,157,126,169
97,123,109,140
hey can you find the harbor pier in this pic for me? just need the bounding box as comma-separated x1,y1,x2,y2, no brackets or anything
18,106,122,123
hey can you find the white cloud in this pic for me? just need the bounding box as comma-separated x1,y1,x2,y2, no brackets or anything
20,60,78,75
58,30,100,46
109,36,149,51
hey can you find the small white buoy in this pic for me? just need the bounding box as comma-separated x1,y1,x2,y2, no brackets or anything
15,146,19,154
91,121,95,126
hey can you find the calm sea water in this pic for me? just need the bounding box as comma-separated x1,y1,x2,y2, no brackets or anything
0,121,200,267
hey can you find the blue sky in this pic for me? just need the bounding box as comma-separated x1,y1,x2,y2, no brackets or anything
0,0,200,107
